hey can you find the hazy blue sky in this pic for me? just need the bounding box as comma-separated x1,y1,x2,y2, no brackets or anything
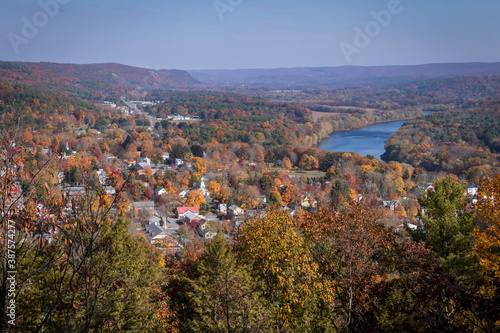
1,0,499,69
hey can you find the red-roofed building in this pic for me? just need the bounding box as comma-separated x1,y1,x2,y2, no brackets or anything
176,207,199,218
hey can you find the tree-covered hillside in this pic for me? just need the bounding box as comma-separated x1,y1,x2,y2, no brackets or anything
383,101,500,180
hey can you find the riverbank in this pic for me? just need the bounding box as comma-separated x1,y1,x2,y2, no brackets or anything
303,108,424,148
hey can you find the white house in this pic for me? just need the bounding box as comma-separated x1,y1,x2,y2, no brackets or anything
103,186,116,195
219,203,227,214
415,183,434,198
175,159,184,167
467,185,478,196
97,169,108,185
155,187,167,197
178,189,190,199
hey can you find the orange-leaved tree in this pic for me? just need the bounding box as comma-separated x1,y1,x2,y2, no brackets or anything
185,189,205,208
474,175,500,278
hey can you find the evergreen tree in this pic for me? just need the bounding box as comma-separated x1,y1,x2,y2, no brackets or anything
409,176,478,280
188,233,267,332
330,179,350,207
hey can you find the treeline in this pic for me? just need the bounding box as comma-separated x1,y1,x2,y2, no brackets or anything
267,76,500,111
312,105,371,114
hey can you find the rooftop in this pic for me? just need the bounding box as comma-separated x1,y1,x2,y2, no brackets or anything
133,201,155,208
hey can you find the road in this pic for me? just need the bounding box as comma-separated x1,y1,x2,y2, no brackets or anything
121,98,157,130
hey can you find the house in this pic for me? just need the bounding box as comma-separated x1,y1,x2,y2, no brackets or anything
140,157,151,166
245,210,265,220
178,189,190,199
176,206,200,218
149,215,161,226
142,224,182,253
183,211,204,229
63,186,86,196
395,223,417,234
228,205,244,217
301,194,317,209
155,187,167,197
96,169,108,184
229,205,245,227
175,159,184,167
383,200,400,211
10,189,20,200
133,201,155,218
198,220,218,239
415,183,434,198
467,185,478,196
103,186,116,195
218,203,227,214
136,162,150,170
143,224,169,244
162,153,170,161
74,129,86,136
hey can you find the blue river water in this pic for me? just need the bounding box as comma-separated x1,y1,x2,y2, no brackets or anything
318,119,411,159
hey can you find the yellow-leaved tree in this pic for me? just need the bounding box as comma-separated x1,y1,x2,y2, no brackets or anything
207,180,221,200
474,175,500,278
236,209,321,331
185,189,205,208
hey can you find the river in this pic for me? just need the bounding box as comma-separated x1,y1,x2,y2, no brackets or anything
318,118,415,159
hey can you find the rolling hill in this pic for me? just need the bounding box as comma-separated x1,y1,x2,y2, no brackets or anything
189,62,500,86
0,61,199,99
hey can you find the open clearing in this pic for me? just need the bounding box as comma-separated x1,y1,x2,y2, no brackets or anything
310,106,379,121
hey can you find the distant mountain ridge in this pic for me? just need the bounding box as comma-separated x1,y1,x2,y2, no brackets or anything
2,61,499,96
30,62,198,88
189,62,500,85
0,61,199,98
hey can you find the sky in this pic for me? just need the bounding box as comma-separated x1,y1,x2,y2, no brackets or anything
1,0,499,70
